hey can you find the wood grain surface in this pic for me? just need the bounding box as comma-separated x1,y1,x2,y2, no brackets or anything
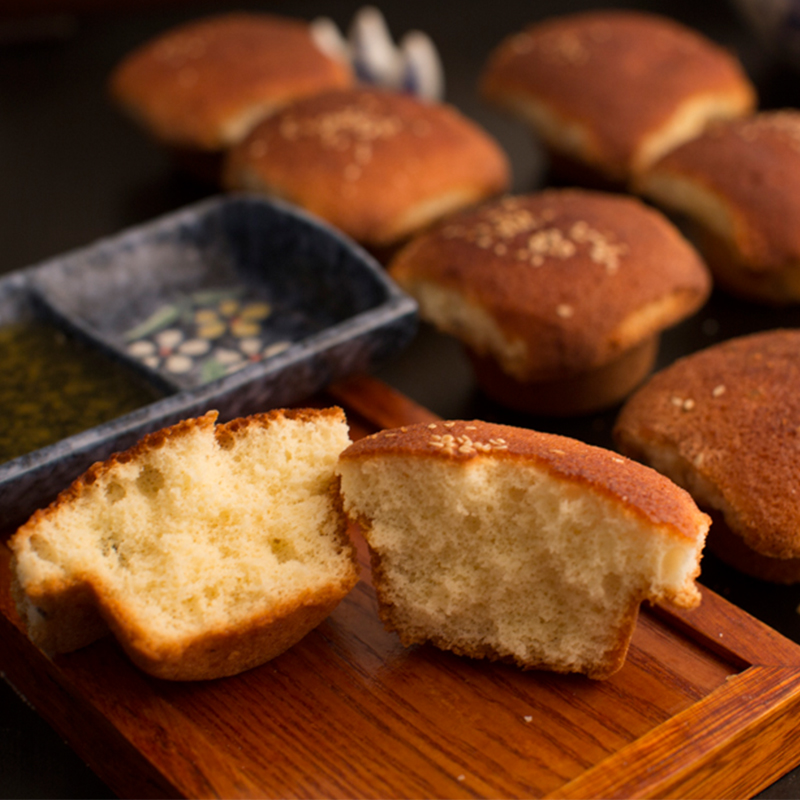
2,375,800,799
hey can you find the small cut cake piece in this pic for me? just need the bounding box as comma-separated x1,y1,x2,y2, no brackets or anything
9,407,358,680
336,419,709,679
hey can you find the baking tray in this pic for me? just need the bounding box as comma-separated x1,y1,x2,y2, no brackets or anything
0,194,417,530
2,374,800,800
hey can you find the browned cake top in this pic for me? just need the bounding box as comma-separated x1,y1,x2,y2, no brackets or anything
109,13,353,150
614,329,800,557
388,189,711,375
340,418,709,542
223,87,510,246
481,10,755,175
643,111,800,270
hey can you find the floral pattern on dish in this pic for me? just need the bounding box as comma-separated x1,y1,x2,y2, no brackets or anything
123,288,292,384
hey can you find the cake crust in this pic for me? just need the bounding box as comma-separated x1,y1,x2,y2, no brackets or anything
614,329,800,580
388,189,711,407
480,10,756,184
342,419,709,542
109,12,353,152
223,87,510,247
636,111,800,304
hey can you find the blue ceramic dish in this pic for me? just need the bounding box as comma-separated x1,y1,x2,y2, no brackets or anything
0,194,417,529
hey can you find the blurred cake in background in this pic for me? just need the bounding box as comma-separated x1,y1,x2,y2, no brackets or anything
109,12,354,182
224,87,510,253
480,10,756,188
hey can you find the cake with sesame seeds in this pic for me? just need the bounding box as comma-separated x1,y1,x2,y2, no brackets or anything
614,329,800,583
635,110,800,305
8,407,358,680
479,10,755,187
222,87,510,250
387,188,711,416
336,418,709,679
108,13,354,181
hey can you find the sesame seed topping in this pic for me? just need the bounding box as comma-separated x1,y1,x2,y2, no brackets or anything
556,304,574,319
277,102,405,182
712,384,726,398
428,432,507,456
444,205,627,272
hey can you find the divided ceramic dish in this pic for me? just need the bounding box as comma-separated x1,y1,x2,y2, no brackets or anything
0,194,418,529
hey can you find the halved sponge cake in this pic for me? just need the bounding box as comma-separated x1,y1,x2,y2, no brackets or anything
336,419,709,679
9,407,358,681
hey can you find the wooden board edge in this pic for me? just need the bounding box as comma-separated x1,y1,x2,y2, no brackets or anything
549,665,800,799
651,588,800,669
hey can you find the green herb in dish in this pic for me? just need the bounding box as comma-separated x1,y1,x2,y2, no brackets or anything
0,321,163,465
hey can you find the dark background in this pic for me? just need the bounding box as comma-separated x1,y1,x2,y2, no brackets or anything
2,0,800,796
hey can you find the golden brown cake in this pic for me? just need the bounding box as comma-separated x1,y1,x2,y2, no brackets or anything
480,10,756,186
636,110,800,305
387,189,712,415
336,419,709,679
614,329,800,583
9,407,358,680
109,12,353,179
223,87,511,249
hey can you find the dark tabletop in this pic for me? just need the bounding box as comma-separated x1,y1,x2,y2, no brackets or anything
2,0,800,797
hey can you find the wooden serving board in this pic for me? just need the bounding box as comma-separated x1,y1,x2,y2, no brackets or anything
3,375,800,799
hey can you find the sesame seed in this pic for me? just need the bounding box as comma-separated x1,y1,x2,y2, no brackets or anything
712,385,726,398
556,304,574,319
